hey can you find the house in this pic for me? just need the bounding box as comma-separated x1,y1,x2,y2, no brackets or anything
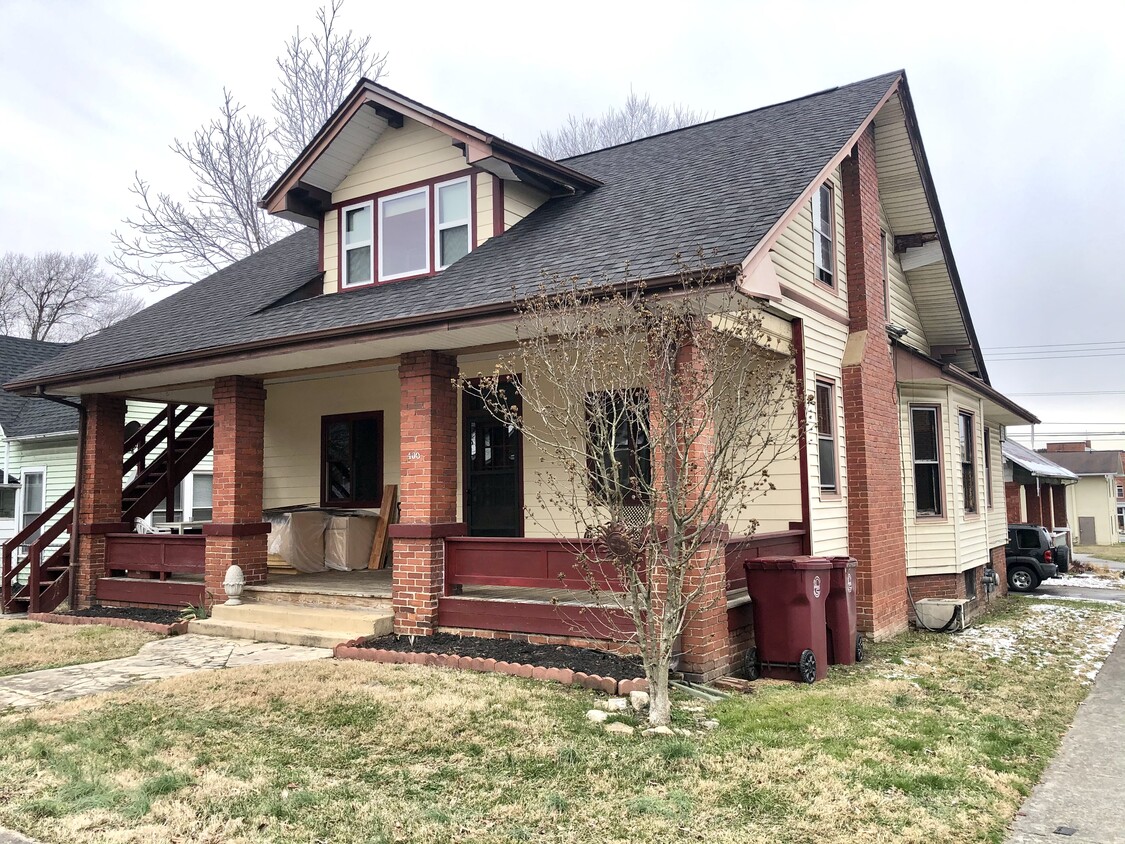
1,334,213,602
1036,442,1125,545
2,70,1037,679
1002,439,1078,538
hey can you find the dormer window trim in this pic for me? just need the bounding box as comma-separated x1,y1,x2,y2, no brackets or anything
335,169,478,291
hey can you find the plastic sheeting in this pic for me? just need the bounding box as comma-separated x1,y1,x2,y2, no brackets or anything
325,514,378,571
266,509,331,573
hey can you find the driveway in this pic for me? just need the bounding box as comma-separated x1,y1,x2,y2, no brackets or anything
1020,582,1125,604
1075,551,1125,573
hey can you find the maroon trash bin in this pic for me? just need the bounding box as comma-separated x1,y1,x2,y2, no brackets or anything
742,556,831,683
825,556,862,665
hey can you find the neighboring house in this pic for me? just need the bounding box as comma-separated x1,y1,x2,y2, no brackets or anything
0,335,213,561
3,70,1037,678
1037,442,1125,546
1002,439,1078,537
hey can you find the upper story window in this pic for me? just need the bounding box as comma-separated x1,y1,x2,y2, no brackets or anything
341,173,474,288
815,379,838,494
1117,483,1123,499
911,406,942,517
812,183,835,287
959,411,977,514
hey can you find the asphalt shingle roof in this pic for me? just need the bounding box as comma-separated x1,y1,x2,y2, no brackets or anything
0,335,77,437
1037,450,1124,477
1003,440,1078,482
10,71,901,388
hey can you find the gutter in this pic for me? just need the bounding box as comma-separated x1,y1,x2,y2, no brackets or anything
35,390,84,611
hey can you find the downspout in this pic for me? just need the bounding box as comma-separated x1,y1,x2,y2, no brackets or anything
36,389,85,610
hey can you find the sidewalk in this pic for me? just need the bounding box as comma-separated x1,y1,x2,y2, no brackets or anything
0,634,330,709
1008,632,1125,842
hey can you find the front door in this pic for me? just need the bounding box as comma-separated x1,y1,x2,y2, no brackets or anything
463,383,522,537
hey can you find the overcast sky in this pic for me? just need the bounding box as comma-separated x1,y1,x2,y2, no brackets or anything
1,0,1122,443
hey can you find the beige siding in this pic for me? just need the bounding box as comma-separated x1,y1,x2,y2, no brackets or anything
332,118,467,205
1072,475,1119,545
985,423,1007,548
476,176,494,244
771,166,848,322
899,384,994,575
504,182,547,230
322,212,338,295
879,206,930,355
262,369,400,510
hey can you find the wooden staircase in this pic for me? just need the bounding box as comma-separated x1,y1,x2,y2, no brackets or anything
1,404,215,614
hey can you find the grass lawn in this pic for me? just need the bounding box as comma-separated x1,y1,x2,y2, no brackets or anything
0,597,1121,844
0,622,158,678
1076,544,1125,564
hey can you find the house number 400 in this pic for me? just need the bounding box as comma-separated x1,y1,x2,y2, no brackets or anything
406,451,422,460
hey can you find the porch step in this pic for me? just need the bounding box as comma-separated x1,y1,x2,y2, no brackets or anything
241,582,392,611
188,602,393,649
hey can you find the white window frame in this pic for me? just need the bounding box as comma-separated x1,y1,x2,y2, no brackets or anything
434,175,473,270
814,378,838,494
959,411,977,515
811,182,835,287
910,407,943,518
18,467,46,531
378,186,431,281
341,200,375,289
188,472,213,521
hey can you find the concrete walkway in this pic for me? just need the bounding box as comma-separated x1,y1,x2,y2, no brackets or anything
1007,632,1125,842
1075,551,1125,573
0,634,331,710
1032,583,1125,604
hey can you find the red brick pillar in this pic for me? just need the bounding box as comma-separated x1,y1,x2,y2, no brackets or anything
389,351,461,635
841,126,909,639
1005,482,1023,523
75,395,126,608
1052,485,1068,535
203,376,268,604
1024,484,1041,526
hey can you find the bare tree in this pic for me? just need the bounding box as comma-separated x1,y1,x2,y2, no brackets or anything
110,1,386,288
535,91,710,159
273,0,388,162
462,257,799,726
0,253,144,342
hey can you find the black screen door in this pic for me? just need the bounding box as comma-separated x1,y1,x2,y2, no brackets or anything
463,384,522,537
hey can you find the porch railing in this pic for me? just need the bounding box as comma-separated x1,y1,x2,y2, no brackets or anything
97,533,206,608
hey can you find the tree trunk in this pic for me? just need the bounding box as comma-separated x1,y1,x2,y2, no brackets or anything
647,667,672,727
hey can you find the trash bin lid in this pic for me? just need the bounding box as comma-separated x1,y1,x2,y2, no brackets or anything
826,555,858,569
744,555,832,570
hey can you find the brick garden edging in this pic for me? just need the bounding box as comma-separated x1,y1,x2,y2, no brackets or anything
26,612,189,636
334,640,649,695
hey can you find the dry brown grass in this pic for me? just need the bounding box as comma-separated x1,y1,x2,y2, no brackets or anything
1076,544,1125,565
0,621,158,677
0,597,1120,844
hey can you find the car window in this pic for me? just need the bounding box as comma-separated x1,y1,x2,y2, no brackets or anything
1016,529,1041,550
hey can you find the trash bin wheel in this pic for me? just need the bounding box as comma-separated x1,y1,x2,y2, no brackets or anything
798,649,817,684
745,647,760,681
855,636,864,663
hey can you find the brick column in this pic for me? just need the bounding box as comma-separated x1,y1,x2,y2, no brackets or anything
390,351,461,635
841,126,909,639
75,395,126,608
1052,485,1068,534
1005,482,1023,523
203,376,268,604
1024,483,1042,526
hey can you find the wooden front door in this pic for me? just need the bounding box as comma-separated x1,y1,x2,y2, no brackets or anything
463,384,522,537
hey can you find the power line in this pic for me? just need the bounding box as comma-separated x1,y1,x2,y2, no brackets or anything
988,352,1125,362
1006,390,1125,397
983,340,1125,351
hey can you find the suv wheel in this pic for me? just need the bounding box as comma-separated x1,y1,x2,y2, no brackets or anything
1008,566,1039,593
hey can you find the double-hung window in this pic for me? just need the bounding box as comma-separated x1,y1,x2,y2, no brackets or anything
342,202,374,287
911,407,942,517
984,428,993,509
960,412,977,514
378,187,429,280
436,176,471,269
815,379,838,494
812,183,835,287
322,411,384,508
586,390,651,507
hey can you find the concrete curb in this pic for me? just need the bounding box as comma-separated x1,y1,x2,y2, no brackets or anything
333,640,648,695
26,612,189,636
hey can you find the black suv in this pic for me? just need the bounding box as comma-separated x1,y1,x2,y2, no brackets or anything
1005,524,1060,592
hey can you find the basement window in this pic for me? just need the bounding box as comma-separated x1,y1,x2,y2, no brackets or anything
911,406,943,517
322,411,384,508
812,183,835,287
960,412,977,514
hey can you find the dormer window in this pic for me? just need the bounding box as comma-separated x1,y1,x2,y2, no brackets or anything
340,173,475,288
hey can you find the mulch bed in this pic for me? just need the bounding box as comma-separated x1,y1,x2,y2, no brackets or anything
27,606,188,635
337,633,649,695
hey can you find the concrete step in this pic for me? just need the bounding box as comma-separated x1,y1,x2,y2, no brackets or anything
241,584,391,611
188,602,393,649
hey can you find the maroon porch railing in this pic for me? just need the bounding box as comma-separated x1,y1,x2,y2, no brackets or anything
96,533,206,608
724,529,807,590
444,536,624,593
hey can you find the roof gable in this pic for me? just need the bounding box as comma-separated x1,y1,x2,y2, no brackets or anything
0,335,78,437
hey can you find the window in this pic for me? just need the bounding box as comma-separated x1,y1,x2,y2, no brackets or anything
192,473,213,521
322,412,384,508
378,187,430,279
880,229,890,321
960,412,977,514
812,183,835,287
153,484,184,523
436,177,471,269
815,379,838,493
964,569,977,599
586,391,651,506
911,407,942,517
984,428,993,509
0,487,15,520
342,202,374,287
20,471,44,530
1117,483,1123,499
